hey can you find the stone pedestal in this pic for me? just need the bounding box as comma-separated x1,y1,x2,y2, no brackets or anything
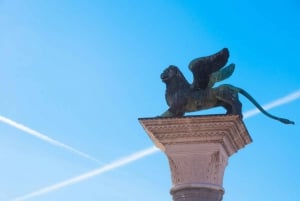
139,115,252,201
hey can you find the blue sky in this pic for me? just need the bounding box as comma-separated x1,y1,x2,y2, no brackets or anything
0,1,299,201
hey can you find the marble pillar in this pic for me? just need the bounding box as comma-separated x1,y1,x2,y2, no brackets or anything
139,115,252,201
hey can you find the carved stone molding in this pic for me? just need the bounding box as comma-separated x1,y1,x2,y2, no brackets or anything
165,144,228,187
139,115,252,201
139,115,252,156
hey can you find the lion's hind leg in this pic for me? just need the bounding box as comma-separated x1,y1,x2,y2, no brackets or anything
216,86,242,116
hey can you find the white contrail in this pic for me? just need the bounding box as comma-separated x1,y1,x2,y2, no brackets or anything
243,89,300,118
11,146,159,201
0,115,102,164
10,89,300,201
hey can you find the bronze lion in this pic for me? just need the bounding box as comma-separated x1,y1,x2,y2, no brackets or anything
160,48,294,124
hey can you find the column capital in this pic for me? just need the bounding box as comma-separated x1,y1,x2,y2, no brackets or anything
139,115,252,156
139,115,252,201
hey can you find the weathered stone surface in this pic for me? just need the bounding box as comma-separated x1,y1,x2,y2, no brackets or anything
171,187,224,201
139,115,251,155
139,115,252,201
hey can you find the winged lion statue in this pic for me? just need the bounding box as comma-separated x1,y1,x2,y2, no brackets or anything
160,48,294,124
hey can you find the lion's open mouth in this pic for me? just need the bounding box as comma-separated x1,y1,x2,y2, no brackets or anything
161,73,168,81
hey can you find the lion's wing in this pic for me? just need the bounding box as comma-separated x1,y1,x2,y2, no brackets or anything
207,63,235,88
188,48,229,90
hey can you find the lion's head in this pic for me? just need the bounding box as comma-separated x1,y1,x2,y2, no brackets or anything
161,65,187,84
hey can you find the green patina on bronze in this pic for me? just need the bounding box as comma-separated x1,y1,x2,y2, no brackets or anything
160,48,294,124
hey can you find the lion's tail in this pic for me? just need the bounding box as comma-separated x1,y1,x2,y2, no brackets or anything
226,85,295,125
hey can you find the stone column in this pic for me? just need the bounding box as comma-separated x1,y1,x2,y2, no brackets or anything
139,115,252,201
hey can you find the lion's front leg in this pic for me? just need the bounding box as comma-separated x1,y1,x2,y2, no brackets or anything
160,107,185,117
160,110,175,117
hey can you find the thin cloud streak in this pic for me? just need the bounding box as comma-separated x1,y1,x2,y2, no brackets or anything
0,115,102,164
11,146,159,201
10,89,300,201
243,89,300,119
